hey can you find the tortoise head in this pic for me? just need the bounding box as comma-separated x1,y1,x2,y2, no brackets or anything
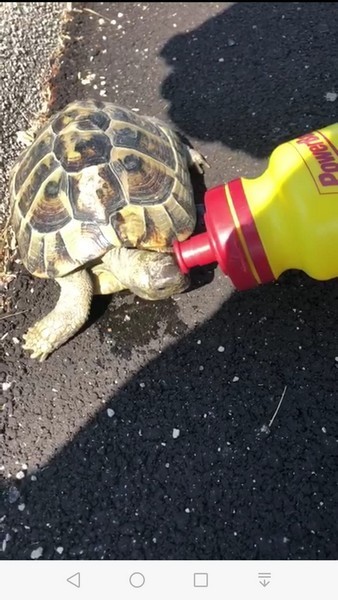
129,250,190,301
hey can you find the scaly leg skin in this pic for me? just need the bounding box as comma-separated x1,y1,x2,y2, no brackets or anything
90,263,127,295
102,247,190,301
22,269,93,361
186,145,210,174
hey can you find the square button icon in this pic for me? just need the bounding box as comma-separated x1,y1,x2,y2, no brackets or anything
194,573,208,587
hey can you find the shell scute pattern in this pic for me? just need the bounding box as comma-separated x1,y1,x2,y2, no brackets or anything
10,100,196,278
111,124,176,171
54,129,112,172
68,164,126,224
14,129,55,196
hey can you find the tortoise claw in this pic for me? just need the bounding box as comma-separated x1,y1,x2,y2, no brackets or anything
22,325,56,362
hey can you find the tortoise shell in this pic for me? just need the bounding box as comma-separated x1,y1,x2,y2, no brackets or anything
9,99,196,279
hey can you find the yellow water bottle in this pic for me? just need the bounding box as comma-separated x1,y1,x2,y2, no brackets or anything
173,123,338,290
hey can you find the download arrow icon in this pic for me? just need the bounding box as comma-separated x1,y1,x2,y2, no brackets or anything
258,572,271,587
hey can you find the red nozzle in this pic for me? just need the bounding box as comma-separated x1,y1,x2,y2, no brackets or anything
173,231,215,274
173,185,258,290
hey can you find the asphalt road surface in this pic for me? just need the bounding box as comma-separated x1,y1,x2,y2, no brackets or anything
1,2,338,560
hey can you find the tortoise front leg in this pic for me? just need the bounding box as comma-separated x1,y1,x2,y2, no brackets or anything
22,269,93,361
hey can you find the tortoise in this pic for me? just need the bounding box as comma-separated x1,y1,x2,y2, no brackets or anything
9,99,208,361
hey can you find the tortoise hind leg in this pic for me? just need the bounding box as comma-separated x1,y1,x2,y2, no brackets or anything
22,269,93,361
186,145,210,175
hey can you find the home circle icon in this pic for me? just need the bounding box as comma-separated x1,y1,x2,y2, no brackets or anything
129,572,145,588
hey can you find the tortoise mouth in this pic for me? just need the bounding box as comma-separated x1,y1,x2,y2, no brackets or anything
131,273,190,301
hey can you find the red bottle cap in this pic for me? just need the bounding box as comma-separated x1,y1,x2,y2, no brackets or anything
173,181,274,291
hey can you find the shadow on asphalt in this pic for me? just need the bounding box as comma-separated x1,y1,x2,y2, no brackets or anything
160,2,338,157
1,271,338,559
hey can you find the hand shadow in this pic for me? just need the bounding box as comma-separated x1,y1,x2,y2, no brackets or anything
160,2,338,158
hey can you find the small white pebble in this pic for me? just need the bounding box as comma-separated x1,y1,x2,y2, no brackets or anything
30,475,37,482
15,470,25,480
124,314,131,321
197,340,201,345
232,376,239,382
99,89,107,97
335,357,338,362
165,462,170,468
107,408,115,418
2,533,10,552
18,503,25,511
98,18,105,25
21,463,28,470
172,428,180,439
117,12,123,17
2,382,12,392
80,72,96,85
218,346,225,352
218,57,224,62
31,547,43,560
56,546,64,555
12,338,20,345
185,508,190,513
139,382,145,388
325,91,337,102
321,426,327,434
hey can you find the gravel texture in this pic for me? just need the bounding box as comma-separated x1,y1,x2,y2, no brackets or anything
0,1,67,287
